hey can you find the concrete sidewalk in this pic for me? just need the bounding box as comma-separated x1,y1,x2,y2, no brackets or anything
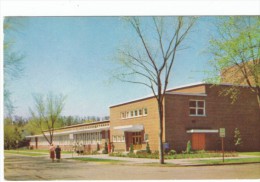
61,153,259,166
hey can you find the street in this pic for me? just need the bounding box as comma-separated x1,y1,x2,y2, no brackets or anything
4,153,260,180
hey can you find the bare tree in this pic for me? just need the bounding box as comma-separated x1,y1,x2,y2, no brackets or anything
114,17,196,164
30,93,66,145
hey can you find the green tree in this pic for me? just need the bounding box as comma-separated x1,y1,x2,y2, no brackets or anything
208,16,260,109
114,17,196,164
4,118,23,149
29,93,66,145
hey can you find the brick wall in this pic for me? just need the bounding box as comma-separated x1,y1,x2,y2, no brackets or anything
165,84,260,152
110,97,161,152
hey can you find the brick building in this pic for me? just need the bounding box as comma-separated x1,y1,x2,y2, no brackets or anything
110,83,260,152
27,83,260,153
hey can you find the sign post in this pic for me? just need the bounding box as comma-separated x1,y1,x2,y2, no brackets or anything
219,128,225,162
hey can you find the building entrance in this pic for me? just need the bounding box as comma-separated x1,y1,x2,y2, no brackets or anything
192,133,205,150
132,132,142,150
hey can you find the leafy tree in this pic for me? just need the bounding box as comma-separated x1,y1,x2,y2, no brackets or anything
114,17,196,164
208,16,260,109
29,93,66,145
4,118,23,149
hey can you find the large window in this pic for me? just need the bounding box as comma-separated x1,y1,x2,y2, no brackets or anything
189,100,205,116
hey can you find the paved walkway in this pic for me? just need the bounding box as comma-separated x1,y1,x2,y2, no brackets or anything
61,153,259,166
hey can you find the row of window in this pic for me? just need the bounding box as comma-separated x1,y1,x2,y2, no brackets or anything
120,108,148,119
36,132,103,146
120,100,205,118
112,135,125,142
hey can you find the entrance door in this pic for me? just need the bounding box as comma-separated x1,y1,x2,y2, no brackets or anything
132,132,142,150
192,133,205,150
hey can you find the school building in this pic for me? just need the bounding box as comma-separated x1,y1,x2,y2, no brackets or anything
26,120,110,152
110,83,260,152
26,82,260,153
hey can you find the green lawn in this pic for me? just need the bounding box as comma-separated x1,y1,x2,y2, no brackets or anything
71,157,123,164
4,149,72,156
239,152,260,156
195,157,260,165
4,150,47,156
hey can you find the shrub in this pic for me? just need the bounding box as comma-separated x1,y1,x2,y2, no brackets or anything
186,140,192,154
102,142,108,154
146,142,151,154
129,144,134,154
153,150,159,155
168,150,176,155
92,150,98,155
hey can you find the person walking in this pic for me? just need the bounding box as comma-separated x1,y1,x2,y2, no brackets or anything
49,144,55,162
55,145,61,162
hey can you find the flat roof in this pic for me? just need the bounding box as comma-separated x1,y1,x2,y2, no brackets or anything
44,120,110,132
110,82,206,108
109,82,252,108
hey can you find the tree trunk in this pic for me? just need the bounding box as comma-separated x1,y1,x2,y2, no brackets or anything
158,98,164,164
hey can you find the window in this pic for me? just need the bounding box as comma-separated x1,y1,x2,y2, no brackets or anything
143,108,148,115
126,112,130,118
121,112,125,119
134,110,138,116
189,100,205,116
139,109,143,116
113,135,117,142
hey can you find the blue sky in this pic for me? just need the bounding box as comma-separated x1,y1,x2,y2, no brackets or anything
5,16,216,118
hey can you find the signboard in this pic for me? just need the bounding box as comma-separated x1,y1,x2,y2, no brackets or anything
219,128,225,137
69,134,74,140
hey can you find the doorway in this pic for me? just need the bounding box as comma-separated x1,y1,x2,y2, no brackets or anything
192,133,205,150
132,132,142,150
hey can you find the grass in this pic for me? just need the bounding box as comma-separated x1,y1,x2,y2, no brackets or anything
4,150,46,156
4,149,72,156
110,151,238,159
195,157,260,165
238,152,260,156
70,157,123,164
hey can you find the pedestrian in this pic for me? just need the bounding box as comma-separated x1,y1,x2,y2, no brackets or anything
55,145,61,162
49,144,55,162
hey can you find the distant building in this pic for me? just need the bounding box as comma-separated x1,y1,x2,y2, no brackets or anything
26,120,110,152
